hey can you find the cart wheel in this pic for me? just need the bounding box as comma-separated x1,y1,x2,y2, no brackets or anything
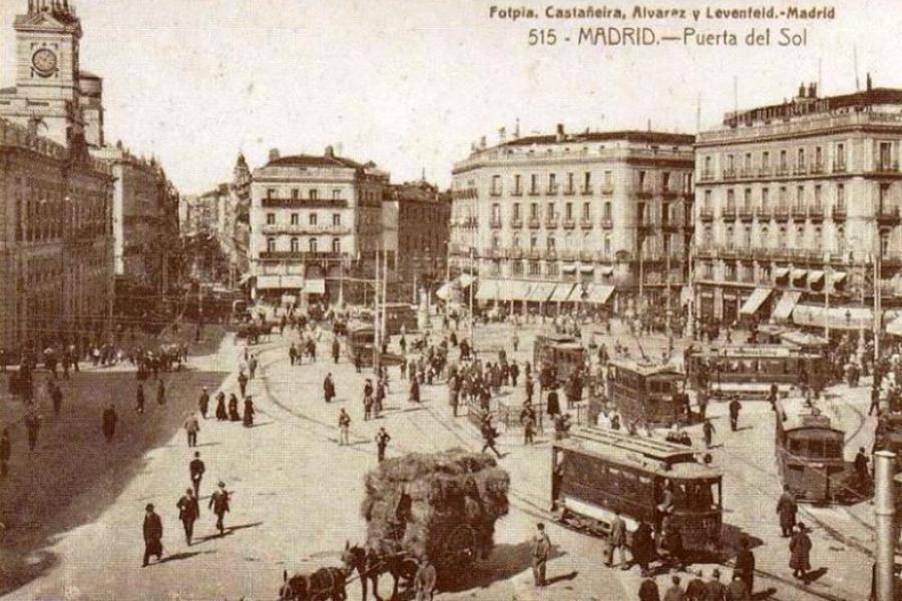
445,524,479,568
400,556,420,583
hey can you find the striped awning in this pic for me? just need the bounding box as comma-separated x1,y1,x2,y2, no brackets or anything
585,284,615,304
550,282,575,302
739,287,772,316
475,279,500,301
528,282,556,302
807,270,825,284
772,291,802,321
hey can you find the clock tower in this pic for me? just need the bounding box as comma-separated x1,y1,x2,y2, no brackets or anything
0,0,90,146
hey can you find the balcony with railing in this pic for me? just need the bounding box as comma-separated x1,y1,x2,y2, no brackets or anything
699,170,715,182
775,165,790,177
261,197,348,209
490,218,503,229
739,205,754,221
580,250,594,262
511,187,523,197
528,217,541,229
739,168,754,178
580,218,594,229
545,248,558,260
547,184,560,196
509,247,523,259
595,251,614,262
758,166,772,177
809,162,825,175
877,205,901,224
774,206,789,221
792,164,807,176
528,187,540,196
562,218,576,229
559,250,576,261
833,160,847,173
526,248,541,260
545,216,559,229
258,250,343,261
876,161,900,173
600,183,614,194
601,217,613,229
563,186,576,196
580,185,593,196
490,188,502,197
833,205,847,220
756,206,772,221
722,206,736,220
510,217,523,229
809,205,824,221
699,207,714,221
723,168,736,180
791,206,807,221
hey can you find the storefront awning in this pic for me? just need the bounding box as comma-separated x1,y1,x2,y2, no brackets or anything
887,316,902,337
739,287,772,316
832,272,847,284
772,291,802,321
807,270,825,284
791,269,807,280
599,266,614,276
500,280,533,302
792,305,873,330
458,273,476,288
680,286,693,305
774,268,790,279
528,282,556,302
475,279,500,301
238,273,254,285
304,278,325,294
436,282,452,300
561,264,578,274
256,274,303,290
550,282,575,302
281,294,297,305
580,265,594,274
585,284,615,305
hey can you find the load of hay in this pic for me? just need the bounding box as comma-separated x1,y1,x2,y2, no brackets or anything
361,448,510,565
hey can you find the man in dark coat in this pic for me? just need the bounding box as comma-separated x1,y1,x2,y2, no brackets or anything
631,520,654,576
189,451,205,498
237,370,248,397
375,427,391,462
776,485,797,537
324,373,336,403
177,488,200,545
639,576,661,601
728,398,741,431
198,387,210,419
24,410,41,451
685,572,707,601
156,378,166,405
50,382,63,415
142,503,163,566
734,537,755,595
546,386,560,416
531,522,551,587
209,481,230,535
789,523,812,581
215,392,227,420
726,574,750,600
663,575,684,601
705,568,727,601
332,338,341,364
102,403,118,443
0,427,10,478
136,383,145,414
409,377,421,403
854,447,870,493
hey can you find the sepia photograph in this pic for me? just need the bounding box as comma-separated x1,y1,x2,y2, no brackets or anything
0,1,900,599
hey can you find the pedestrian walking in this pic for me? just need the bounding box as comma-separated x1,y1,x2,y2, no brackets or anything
734,537,755,595
663,575,684,601
24,410,41,451
184,413,200,447
869,383,881,416
136,383,145,414
289,343,298,366
702,419,715,448
50,382,63,415
726,574,750,600
606,510,628,569
1,427,11,478
198,387,210,419
176,488,200,545
215,391,227,420
156,378,166,405
409,377,420,403
685,572,706,601
531,522,551,587
338,409,351,446
638,575,661,601
324,373,336,403
364,379,374,421
481,416,503,458
209,481,230,535
228,393,241,421
354,352,362,373
376,427,391,462
142,503,164,567
414,556,437,601
776,485,797,537
547,386,560,416
789,523,812,582
854,447,870,493
237,370,248,397
248,354,258,379
705,569,727,601
190,451,205,497
243,396,255,427
728,398,742,431
631,520,654,576
102,403,118,443
332,338,340,364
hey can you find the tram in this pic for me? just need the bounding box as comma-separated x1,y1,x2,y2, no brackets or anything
775,397,851,503
606,359,688,427
685,345,827,400
551,426,722,552
534,333,585,387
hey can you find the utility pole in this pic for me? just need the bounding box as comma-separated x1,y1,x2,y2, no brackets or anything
372,247,380,371
824,252,831,340
469,247,475,344
874,450,896,601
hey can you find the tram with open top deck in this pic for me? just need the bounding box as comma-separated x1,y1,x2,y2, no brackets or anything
774,397,851,503
551,426,722,552
685,344,827,400
534,332,585,388
605,359,688,427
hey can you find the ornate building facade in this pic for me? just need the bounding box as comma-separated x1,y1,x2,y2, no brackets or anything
693,82,902,330
449,125,694,313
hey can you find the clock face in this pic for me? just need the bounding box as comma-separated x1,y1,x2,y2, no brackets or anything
32,49,58,76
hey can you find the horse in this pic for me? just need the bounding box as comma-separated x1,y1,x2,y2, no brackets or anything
341,542,417,601
279,566,348,601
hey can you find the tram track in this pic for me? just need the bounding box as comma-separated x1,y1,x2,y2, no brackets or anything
252,343,842,601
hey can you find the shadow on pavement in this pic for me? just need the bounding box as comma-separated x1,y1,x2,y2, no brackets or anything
157,549,215,564
0,363,230,597
439,541,566,593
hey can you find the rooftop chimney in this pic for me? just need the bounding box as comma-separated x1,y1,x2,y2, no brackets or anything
867,72,873,92
555,123,565,142
268,148,280,162
498,126,506,144
798,82,806,98
479,136,486,149
808,82,817,98
325,145,334,158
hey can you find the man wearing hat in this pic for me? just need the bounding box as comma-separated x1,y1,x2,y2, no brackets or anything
727,572,750,600
705,568,727,601
176,488,200,545
198,387,210,419
789,522,812,582
142,503,163,567
734,536,755,596
209,481,231,535
531,522,551,587
189,452,205,498
685,570,706,600
413,555,437,601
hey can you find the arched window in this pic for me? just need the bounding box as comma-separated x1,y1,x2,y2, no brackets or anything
266,237,276,253
760,226,769,247
290,237,299,252
309,238,318,253
512,234,520,248
836,226,845,254
547,236,556,249
332,238,341,254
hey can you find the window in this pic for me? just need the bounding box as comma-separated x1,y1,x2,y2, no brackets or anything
879,183,891,210
530,203,538,219
760,226,769,247
514,174,522,194
530,174,538,194
813,227,822,249
547,203,555,218
604,201,612,219
880,142,892,169
815,146,823,168
638,170,647,191
725,225,734,248
761,188,769,210
583,172,591,189
796,186,805,209
266,213,276,225
797,148,805,169
331,238,341,254
309,189,318,200
491,175,501,195
492,203,501,223
882,231,890,256
796,226,805,248
266,188,276,199
309,213,318,225
291,188,299,200
492,234,500,249
778,227,787,248
332,189,341,200
582,202,590,220
289,213,299,225
309,238,318,253
604,235,611,256
836,226,845,253
529,261,540,275
836,184,846,213
290,237,299,252
604,170,612,185
779,186,787,209
726,190,735,210
513,234,520,248
744,154,751,171
743,188,752,210
332,213,341,226
726,155,734,170
743,226,752,248
836,143,846,168
530,234,538,248
266,237,276,252
779,150,787,169
548,173,557,192
565,203,573,219
512,260,524,275
546,262,559,277
703,156,712,174
762,151,770,168
814,185,822,211
566,172,574,192
704,190,712,212
547,236,556,249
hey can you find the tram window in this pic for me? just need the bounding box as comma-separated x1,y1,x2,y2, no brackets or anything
789,438,803,454
825,439,842,458
807,439,825,458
